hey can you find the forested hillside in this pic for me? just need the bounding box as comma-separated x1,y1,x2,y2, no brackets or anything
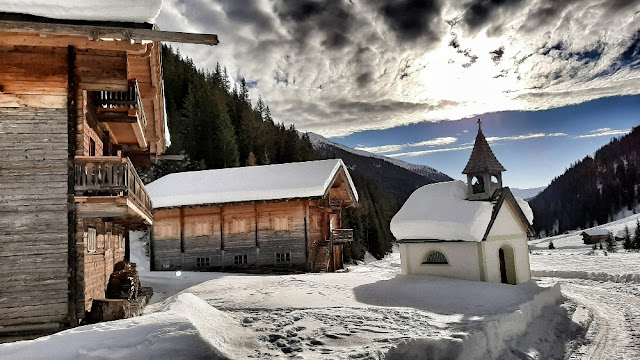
312,138,451,259
530,125,640,235
141,46,447,260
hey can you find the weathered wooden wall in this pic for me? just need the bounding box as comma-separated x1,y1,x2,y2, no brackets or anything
0,45,69,329
151,200,345,272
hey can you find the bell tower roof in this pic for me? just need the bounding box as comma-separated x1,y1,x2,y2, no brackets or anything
462,119,506,175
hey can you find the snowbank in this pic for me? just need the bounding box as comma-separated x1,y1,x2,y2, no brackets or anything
390,180,494,241
146,159,357,208
384,284,562,360
0,0,162,24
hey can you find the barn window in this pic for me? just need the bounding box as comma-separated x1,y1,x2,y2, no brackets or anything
422,250,448,265
196,257,210,268
87,227,97,252
272,216,290,231
276,252,291,264
106,231,112,250
234,254,248,265
230,218,250,234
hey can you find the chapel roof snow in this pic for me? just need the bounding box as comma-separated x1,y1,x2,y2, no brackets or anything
147,159,358,209
390,180,533,242
462,121,506,175
0,0,163,24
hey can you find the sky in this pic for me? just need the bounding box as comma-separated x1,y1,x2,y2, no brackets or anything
155,0,640,188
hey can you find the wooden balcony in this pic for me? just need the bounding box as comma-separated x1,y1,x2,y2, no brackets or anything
74,156,153,227
92,80,148,149
329,229,354,244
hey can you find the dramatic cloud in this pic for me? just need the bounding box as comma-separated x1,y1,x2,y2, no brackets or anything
157,0,640,137
355,136,458,154
388,145,475,158
574,128,631,138
485,132,567,142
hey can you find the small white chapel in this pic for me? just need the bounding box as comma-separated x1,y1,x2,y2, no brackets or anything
390,120,535,285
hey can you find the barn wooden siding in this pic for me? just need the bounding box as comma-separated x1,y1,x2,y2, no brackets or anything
0,45,70,330
152,200,339,271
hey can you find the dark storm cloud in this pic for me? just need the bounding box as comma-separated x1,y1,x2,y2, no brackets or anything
490,46,504,64
373,0,442,42
220,0,275,32
463,0,525,31
330,99,458,115
273,0,357,50
596,29,640,78
356,72,373,88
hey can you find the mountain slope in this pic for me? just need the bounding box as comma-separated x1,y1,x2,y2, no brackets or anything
308,132,450,198
307,132,452,259
511,186,546,200
529,125,640,235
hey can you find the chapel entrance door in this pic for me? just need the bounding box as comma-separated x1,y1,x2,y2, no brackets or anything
499,248,507,284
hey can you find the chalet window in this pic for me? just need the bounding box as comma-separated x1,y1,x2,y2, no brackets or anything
276,252,291,264
87,227,97,252
230,218,250,234
234,254,248,265
422,251,448,265
89,138,96,156
272,216,290,231
196,257,210,268
106,231,112,250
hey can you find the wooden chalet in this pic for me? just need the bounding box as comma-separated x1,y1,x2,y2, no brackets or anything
0,10,217,336
146,159,359,273
580,229,612,244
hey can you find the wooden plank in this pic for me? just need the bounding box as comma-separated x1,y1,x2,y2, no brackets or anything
0,94,66,108
0,20,219,45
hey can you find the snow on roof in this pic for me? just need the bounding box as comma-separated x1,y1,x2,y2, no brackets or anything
581,228,611,236
515,197,534,225
0,0,163,24
147,159,358,209
390,180,495,242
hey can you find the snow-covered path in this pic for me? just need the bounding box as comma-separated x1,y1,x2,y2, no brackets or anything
538,278,640,360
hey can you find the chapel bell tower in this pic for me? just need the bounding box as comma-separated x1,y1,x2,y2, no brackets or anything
462,119,506,201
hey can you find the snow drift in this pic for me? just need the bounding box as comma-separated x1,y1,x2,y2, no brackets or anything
0,0,163,23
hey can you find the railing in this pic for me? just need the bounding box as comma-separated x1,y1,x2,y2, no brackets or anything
74,156,152,218
94,79,147,129
330,229,354,243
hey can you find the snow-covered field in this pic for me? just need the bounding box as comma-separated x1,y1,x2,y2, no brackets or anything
2,214,640,359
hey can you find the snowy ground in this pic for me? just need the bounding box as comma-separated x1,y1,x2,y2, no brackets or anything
2,214,640,359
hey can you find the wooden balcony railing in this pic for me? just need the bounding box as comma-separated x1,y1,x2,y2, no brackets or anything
94,79,147,129
330,229,354,243
74,156,152,218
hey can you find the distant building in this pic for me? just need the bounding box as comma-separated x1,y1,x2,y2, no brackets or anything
147,159,358,272
581,229,611,244
390,120,534,285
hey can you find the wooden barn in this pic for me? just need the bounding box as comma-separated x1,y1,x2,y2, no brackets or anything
146,159,359,273
0,8,217,336
581,229,612,244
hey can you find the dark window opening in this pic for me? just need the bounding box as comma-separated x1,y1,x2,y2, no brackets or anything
276,252,291,264
472,176,485,194
196,257,210,268
234,254,248,265
422,251,448,264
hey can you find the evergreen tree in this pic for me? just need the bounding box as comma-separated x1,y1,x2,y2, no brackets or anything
634,218,640,250
623,224,633,250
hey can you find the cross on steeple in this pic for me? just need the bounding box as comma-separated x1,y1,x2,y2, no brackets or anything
477,118,482,131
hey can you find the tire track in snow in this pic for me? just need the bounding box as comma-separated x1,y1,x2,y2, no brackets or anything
543,278,640,359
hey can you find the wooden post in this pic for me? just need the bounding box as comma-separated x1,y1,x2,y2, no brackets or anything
66,45,79,327
124,231,130,261
149,227,155,271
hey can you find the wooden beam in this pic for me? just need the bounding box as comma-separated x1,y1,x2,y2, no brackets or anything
0,20,219,45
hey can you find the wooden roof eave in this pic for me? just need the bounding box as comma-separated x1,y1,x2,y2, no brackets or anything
322,165,358,206
152,196,329,211
0,19,219,45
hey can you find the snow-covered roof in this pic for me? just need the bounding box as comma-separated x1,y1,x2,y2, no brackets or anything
390,180,533,242
147,159,358,209
0,0,163,24
581,228,611,236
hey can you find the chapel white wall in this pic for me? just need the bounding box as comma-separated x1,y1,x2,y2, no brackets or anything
484,204,531,284
399,242,481,281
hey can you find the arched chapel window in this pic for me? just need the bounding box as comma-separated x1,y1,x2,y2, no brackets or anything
422,250,448,265
472,176,485,194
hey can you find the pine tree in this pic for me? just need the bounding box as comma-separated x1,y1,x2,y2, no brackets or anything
623,224,633,250
634,218,640,250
